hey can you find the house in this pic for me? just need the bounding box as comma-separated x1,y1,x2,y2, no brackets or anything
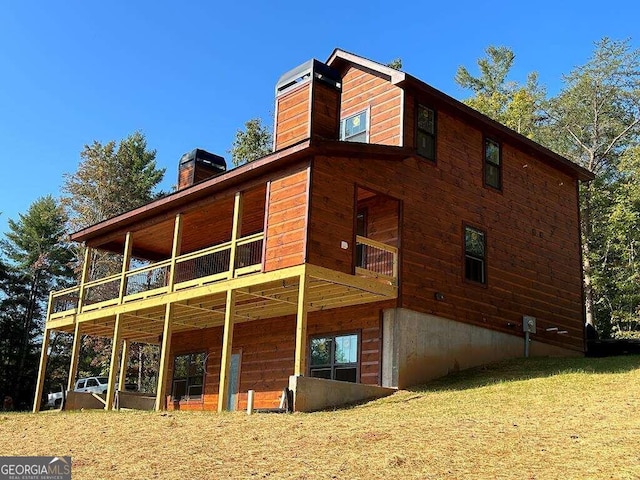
33,49,593,413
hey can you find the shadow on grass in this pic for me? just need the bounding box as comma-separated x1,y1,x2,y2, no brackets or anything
408,354,640,393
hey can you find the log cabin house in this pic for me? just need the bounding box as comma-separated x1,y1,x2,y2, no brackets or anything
34,49,593,413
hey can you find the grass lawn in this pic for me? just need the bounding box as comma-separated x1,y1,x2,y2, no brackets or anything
2,355,639,479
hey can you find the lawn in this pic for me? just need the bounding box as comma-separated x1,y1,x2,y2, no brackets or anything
2,355,639,479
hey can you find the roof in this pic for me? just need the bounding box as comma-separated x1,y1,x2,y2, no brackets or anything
326,48,593,182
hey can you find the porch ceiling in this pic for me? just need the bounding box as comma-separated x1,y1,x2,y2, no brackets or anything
48,265,397,344
89,185,266,260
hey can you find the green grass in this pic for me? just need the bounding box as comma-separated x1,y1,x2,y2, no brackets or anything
2,355,639,479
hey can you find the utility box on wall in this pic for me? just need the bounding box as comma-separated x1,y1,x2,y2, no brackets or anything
523,315,537,333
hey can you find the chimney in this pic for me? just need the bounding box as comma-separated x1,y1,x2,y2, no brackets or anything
177,149,226,190
273,59,342,151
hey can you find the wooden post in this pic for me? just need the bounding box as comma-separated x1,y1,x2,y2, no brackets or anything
118,339,130,392
32,329,51,412
105,314,124,410
67,321,83,391
167,214,183,291
118,232,133,302
155,303,174,411
228,192,243,279
217,289,236,412
294,270,309,376
76,246,92,312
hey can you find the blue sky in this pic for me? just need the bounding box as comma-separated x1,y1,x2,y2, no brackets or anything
1,1,638,235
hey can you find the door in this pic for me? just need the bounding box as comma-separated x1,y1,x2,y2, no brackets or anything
226,352,241,411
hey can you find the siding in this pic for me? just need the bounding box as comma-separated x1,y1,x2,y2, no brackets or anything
264,165,310,271
340,65,403,146
309,104,584,351
274,83,310,150
166,301,391,411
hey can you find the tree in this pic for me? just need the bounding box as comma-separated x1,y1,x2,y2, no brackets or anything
455,46,546,139
229,118,273,166
61,131,165,381
0,196,74,409
387,58,403,70
546,38,640,332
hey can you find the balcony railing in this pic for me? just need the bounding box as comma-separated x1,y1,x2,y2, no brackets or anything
49,232,265,317
48,232,397,319
355,235,398,284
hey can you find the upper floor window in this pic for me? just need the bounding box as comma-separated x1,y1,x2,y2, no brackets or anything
340,110,368,143
310,333,359,382
464,225,486,284
417,104,436,160
484,138,502,190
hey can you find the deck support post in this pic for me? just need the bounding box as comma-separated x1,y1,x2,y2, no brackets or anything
118,339,130,393
155,303,174,411
76,246,92,312
118,232,133,302
32,328,51,412
67,321,83,392
294,269,309,376
168,214,183,291
228,191,243,279
105,313,124,410
218,289,236,412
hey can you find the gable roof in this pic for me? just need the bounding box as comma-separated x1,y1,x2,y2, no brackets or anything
327,48,593,182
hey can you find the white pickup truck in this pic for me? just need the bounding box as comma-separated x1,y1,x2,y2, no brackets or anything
47,377,136,408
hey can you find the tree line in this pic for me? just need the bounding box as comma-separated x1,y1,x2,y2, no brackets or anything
1,38,639,410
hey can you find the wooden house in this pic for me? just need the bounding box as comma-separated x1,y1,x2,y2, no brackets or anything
34,49,593,413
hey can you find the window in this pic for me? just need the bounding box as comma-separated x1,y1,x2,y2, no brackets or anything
310,333,359,383
484,138,501,189
417,104,436,160
172,352,206,400
464,225,486,284
340,110,368,143
86,378,98,388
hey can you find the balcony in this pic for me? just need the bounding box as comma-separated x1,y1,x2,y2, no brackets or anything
50,232,264,318
47,231,398,337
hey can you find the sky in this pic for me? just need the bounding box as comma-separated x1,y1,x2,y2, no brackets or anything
0,0,638,236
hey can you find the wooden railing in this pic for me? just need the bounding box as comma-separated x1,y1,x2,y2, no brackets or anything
49,233,265,317
47,232,396,319
355,235,398,283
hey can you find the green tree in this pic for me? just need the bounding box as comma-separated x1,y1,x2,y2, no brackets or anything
0,196,74,409
387,58,403,70
455,46,545,138
61,131,165,380
229,118,273,166
546,38,640,332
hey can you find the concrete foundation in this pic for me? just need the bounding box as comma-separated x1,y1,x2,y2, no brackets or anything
289,375,395,412
382,308,581,388
117,391,156,410
64,391,106,410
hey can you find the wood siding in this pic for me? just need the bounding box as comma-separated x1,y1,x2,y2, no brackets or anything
309,107,584,350
310,81,340,141
166,301,390,411
340,65,403,146
264,165,310,272
274,83,311,150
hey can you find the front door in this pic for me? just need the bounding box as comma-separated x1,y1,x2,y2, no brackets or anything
226,352,241,411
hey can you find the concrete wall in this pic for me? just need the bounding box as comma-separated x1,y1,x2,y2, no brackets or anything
382,308,581,388
117,391,156,410
64,391,106,410
289,375,395,412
